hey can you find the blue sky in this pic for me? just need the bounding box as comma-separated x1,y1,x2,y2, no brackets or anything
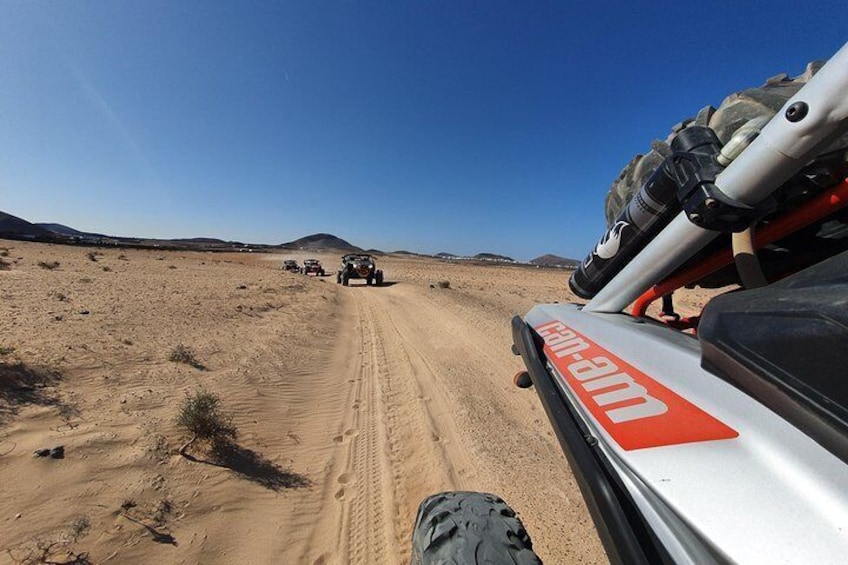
1,2,845,260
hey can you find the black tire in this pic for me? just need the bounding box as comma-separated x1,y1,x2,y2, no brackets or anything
410,491,541,565
604,61,842,225
366,275,373,286
337,272,342,284
375,270,383,286
342,272,349,286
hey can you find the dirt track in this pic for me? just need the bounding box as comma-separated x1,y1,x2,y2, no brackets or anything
283,266,607,564
4,241,675,563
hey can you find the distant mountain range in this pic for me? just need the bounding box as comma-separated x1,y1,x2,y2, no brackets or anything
435,251,579,268
1,209,579,266
434,252,517,263
1,210,247,250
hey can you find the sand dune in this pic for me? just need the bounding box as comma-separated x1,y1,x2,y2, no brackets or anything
1,241,716,563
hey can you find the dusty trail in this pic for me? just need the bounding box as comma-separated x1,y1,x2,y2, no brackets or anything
1,245,613,564
295,285,476,564
297,276,606,564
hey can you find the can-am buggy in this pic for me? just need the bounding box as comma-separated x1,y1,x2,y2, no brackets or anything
282,259,299,272
337,254,383,286
412,43,848,564
300,259,325,276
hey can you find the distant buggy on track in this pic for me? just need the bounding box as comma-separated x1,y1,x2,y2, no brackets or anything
300,259,325,276
337,254,383,286
282,259,299,272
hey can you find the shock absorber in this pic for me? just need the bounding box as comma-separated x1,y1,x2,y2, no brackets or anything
569,126,724,299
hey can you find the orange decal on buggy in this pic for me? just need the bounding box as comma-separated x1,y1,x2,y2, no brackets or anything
536,321,738,450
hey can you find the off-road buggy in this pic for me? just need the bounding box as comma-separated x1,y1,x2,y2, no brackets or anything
282,259,299,272
300,259,325,276
337,254,383,286
412,43,848,564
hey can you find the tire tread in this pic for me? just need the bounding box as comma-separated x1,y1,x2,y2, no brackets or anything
411,491,542,565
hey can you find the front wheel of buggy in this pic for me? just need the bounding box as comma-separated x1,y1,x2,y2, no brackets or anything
410,491,542,565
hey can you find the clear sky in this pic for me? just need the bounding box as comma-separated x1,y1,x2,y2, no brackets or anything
1,2,846,260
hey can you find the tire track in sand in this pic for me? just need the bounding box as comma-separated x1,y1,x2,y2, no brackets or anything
302,293,399,564
341,299,397,564
300,284,480,564
302,278,603,564
344,287,481,563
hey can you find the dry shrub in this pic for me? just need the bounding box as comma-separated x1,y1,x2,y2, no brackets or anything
37,261,60,270
176,389,237,456
168,344,205,370
437,280,451,289
6,516,90,564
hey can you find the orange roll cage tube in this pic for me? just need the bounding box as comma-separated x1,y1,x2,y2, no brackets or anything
631,179,848,319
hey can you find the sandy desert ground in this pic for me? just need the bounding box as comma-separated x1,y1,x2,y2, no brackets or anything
0,240,716,564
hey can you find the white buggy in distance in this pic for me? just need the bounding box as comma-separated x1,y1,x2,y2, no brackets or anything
411,43,848,564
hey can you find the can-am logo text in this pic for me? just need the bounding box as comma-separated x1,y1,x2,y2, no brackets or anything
536,321,738,450
538,322,667,423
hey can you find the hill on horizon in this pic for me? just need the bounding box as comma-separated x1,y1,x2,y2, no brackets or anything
530,254,580,268
281,233,363,252
35,223,85,236
473,252,515,262
0,211,53,238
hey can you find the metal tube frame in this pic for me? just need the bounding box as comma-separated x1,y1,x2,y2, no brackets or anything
585,41,848,314
630,180,848,317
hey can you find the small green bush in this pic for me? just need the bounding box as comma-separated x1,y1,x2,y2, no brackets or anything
176,389,237,455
